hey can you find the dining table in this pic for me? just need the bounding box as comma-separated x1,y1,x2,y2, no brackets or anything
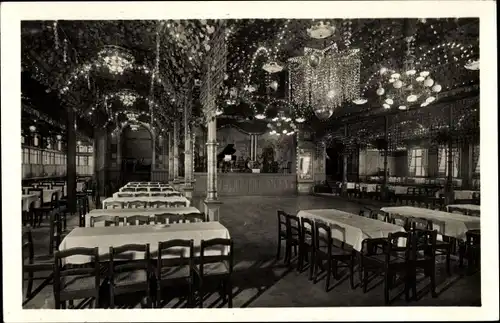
85,206,202,227
297,209,405,252
380,206,480,240
59,221,231,265
102,196,190,208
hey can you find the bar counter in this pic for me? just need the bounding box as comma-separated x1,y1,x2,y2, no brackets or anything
193,172,297,196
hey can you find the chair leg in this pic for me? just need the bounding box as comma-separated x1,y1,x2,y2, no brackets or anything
349,255,355,289
384,271,390,305
276,236,281,260
26,272,34,300
226,279,233,308
325,258,332,292
430,266,437,298
308,250,314,281
363,267,368,293
198,279,203,308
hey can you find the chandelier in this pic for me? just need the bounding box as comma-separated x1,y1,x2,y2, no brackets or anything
117,90,137,106
306,21,336,39
126,112,138,122
288,45,361,120
262,61,284,73
268,110,297,136
97,45,135,75
376,37,442,110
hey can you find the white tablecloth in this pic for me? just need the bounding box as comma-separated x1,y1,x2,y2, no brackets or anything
297,209,405,252
113,191,182,198
380,206,480,240
120,186,173,192
85,207,201,227
59,221,230,265
22,194,40,211
446,204,480,216
359,183,378,192
42,189,63,203
388,185,412,195
102,196,190,208
454,190,479,200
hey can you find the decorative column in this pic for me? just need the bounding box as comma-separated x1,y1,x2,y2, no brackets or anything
173,121,180,182
66,108,77,214
206,113,218,201
381,115,390,200
459,142,473,189
341,126,349,196
444,104,455,204
168,131,174,182
183,100,194,199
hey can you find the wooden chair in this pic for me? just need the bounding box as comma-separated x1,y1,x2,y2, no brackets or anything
22,230,54,304
108,244,152,308
313,221,354,291
170,201,187,207
151,193,167,197
154,213,184,224
409,217,431,231
428,219,452,275
298,217,315,279
167,192,182,197
149,187,161,192
390,213,409,231
53,247,102,309
370,210,389,222
126,201,146,209
49,212,64,255
193,238,234,308
360,232,411,305
136,188,148,192
124,215,151,226
358,206,374,218
150,201,170,208
121,188,136,192
135,193,150,198
464,230,480,274
183,212,206,223
161,187,174,192
285,213,301,266
276,210,288,261
90,215,120,227
105,201,124,209
29,188,55,227
117,193,134,198
408,228,438,300
154,239,194,308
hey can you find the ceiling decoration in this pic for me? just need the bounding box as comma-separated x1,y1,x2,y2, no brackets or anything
22,18,479,140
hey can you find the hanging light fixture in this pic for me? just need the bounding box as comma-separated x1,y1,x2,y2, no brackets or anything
29,125,36,132
306,21,336,39
97,45,135,75
262,61,284,73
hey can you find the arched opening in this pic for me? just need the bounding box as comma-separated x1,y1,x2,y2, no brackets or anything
120,124,153,182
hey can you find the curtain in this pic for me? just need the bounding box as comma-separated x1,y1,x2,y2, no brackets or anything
422,148,428,177
407,149,413,176
473,145,480,173
437,146,444,175
453,148,460,178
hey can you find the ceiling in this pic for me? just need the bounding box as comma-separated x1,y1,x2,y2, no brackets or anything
21,18,479,140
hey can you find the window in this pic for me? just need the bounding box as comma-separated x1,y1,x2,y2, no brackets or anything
22,147,30,164
408,148,426,177
438,147,459,177
474,145,480,174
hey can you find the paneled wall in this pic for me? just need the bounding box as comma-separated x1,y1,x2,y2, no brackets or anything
122,127,153,164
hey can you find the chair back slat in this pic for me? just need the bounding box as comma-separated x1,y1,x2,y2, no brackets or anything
126,201,146,209
199,238,233,277
125,215,151,226
156,239,194,271
183,212,206,223
151,193,166,197
106,201,124,209
122,188,136,192
314,221,332,251
300,217,314,243
90,215,120,227
117,193,134,198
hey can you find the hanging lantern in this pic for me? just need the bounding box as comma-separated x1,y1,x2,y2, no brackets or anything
432,84,442,92
269,81,278,91
314,106,334,120
308,53,321,68
393,80,403,89
376,87,385,96
423,78,434,87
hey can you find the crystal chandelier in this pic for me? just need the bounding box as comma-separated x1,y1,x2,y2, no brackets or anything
126,112,138,121
97,45,135,75
306,21,336,39
117,90,137,106
262,61,284,73
268,110,297,136
288,45,361,120
377,37,442,110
